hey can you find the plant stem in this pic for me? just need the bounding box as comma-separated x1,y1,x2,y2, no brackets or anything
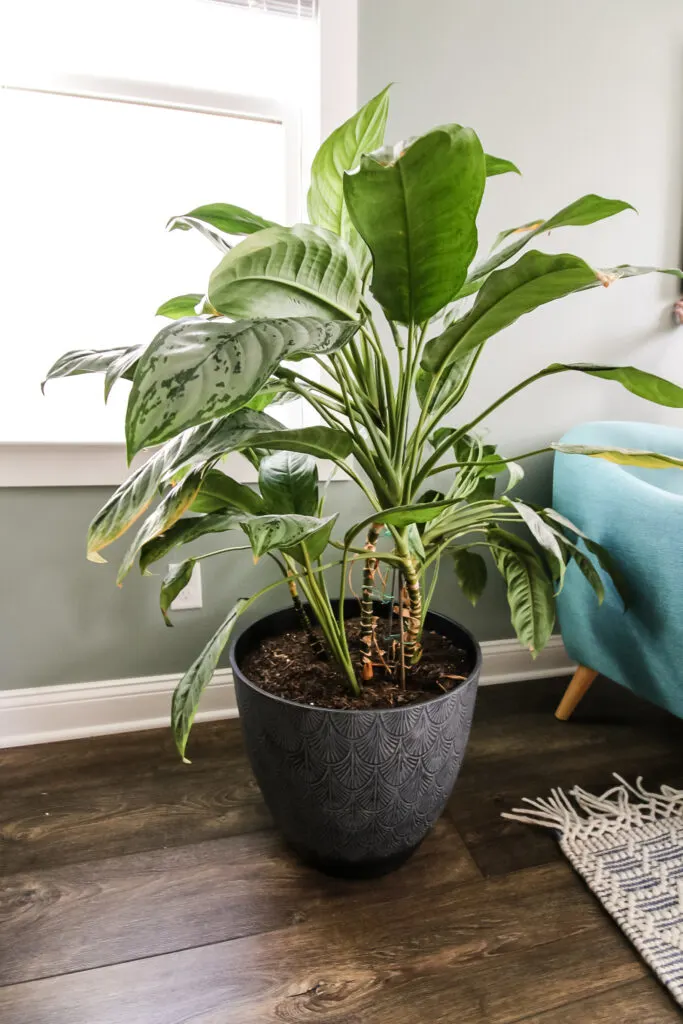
359,522,382,681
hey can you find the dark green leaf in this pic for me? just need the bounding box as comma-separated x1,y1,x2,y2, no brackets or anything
542,508,628,608
190,470,264,515
343,124,486,323
172,602,246,759
545,363,683,408
259,452,319,516
160,559,196,626
462,194,636,297
208,223,362,321
422,251,599,376
308,85,390,270
451,548,488,605
139,511,244,574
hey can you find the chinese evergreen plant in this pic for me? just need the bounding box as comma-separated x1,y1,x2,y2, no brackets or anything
45,86,683,757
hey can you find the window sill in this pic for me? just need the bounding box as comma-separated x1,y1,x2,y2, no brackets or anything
0,443,347,488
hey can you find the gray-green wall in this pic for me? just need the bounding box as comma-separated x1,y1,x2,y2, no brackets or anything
4,0,683,689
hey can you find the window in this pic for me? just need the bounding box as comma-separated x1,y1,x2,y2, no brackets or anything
0,0,357,484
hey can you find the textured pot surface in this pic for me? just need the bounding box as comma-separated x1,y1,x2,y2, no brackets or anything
230,601,481,877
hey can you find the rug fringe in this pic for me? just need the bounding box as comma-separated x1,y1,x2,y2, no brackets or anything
502,774,683,834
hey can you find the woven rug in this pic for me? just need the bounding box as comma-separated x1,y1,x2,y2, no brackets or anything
504,775,683,1005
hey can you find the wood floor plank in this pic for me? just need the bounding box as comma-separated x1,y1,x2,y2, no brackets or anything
0,721,272,874
0,817,479,986
0,863,645,1024
519,977,681,1023
449,676,683,876
2,676,681,1023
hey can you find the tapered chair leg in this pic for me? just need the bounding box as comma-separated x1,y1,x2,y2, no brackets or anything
555,665,599,721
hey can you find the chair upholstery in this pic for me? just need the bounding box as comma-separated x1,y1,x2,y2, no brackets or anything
553,420,683,718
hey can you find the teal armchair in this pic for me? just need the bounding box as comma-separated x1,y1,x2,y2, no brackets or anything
552,420,683,719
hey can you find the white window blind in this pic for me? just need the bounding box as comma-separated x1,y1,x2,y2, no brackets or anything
209,0,316,16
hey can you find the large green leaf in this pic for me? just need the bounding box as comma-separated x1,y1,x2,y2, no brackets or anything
551,443,683,470
461,194,636,297
190,470,264,515
168,203,277,238
160,559,197,626
125,316,360,456
240,513,337,561
451,549,488,605
117,470,205,584
421,251,599,376
308,85,390,270
485,154,521,177
208,224,362,321
139,511,244,574
259,452,319,517
155,294,203,319
172,601,246,759
241,425,355,462
87,409,282,559
343,125,486,324
489,528,555,654
545,363,683,407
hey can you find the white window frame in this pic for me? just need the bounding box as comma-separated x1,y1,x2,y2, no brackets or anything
1,0,358,487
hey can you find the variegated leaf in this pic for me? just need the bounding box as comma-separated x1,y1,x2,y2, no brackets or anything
87,408,282,559
42,347,134,392
126,316,360,457
172,601,246,759
208,223,362,321
117,470,205,584
104,345,144,401
240,513,337,561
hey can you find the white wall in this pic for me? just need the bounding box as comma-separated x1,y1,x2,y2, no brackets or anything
359,0,683,455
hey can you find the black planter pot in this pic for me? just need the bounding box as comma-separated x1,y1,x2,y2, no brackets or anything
229,600,481,878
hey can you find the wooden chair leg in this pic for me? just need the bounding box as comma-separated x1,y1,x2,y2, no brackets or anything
555,665,599,721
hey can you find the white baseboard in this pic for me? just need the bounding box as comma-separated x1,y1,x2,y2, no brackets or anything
0,636,574,749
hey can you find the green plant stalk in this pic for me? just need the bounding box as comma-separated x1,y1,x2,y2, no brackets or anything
300,545,359,694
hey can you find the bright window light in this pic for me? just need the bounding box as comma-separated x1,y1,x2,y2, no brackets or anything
0,0,319,447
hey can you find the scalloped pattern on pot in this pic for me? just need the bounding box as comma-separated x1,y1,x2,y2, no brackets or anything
233,670,479,866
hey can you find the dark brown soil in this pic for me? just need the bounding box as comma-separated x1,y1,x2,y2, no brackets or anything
240,618,475,710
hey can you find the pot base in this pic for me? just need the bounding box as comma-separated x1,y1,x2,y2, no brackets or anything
290,840,421,879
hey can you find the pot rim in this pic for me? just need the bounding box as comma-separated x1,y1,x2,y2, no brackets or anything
229,603,482,716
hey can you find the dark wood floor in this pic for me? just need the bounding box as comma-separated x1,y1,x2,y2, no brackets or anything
2,676,683,1023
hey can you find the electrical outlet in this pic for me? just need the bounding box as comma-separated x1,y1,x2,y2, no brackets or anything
169,561,203,611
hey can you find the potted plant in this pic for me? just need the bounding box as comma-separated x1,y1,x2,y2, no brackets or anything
45,86,683,876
